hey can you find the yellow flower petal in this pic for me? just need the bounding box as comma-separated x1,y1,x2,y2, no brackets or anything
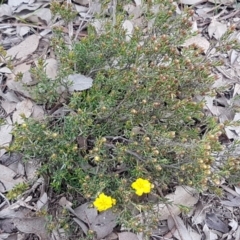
93,193,116,212
131,178,152,196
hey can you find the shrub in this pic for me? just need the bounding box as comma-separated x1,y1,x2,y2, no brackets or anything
9,0,240,234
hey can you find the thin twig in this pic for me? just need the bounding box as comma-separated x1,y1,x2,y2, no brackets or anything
125,149,145,161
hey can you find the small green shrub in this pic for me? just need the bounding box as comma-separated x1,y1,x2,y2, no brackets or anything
10,0,240,234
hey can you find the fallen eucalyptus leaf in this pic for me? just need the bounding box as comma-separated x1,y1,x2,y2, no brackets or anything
118,232,139,240
0,124,13,158
205,212,229,233
65,74,93,92
208,19,227,40
13,217,49,239
168,215,193,240
0,164,23,192
179,0,203,4
151,186,199,220
12,99,33,124
7,34,40,60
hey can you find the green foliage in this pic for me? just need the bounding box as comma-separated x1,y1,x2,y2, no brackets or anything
6,182,29,200
50,1,77,23
10,0,240,233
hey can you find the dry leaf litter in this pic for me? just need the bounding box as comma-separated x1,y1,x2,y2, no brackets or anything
0,0,240,239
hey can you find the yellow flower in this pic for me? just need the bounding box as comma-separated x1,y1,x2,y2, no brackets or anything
93,193,116,212
131,178,152,196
